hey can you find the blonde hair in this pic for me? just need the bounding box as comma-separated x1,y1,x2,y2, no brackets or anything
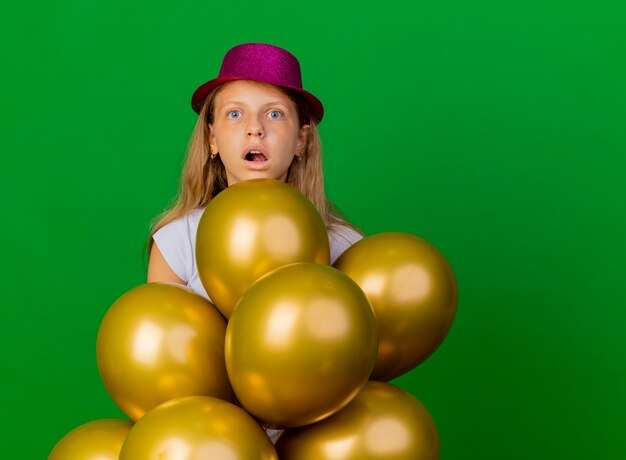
146,83,361,255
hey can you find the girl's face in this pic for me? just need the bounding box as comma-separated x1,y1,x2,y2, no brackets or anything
208,80,309,186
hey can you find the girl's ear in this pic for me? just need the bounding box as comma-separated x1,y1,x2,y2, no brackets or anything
296,124,310,156
208,124,217,155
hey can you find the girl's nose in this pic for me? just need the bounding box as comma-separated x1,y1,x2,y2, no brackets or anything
246,117,264,137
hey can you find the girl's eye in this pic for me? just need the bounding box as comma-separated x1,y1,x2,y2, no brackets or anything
227,110,242,119
268,111,283,119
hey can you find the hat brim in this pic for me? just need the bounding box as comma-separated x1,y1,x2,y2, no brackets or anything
191,77,324,124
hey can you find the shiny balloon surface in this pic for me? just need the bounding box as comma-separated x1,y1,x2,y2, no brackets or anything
225,263,378,428
334,232,457,381
119,396,278,460
96,283,234,421
49,419,132,460
196,178,330,318
275,381,440,460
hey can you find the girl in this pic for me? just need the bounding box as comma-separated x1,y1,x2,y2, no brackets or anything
147,42,363,299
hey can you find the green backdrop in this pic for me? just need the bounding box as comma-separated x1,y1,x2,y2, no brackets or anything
2,0,624,458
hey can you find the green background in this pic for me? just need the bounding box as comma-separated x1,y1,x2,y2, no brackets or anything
2,0,625,458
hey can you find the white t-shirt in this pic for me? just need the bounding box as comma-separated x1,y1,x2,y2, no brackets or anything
153,207,363,300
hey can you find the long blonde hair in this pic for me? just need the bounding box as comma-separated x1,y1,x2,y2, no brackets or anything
147,82,361,254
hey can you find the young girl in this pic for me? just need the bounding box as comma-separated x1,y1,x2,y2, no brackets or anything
147,42,363,300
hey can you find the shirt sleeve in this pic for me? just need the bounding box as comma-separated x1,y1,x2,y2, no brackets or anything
329,225,364,264
152,215,194,282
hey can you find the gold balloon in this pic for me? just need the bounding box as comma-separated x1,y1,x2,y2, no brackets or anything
334,232,457,381
96,283,234,421
119,396,277,460
49,418,132,460
196,178,330,318
225,263,378,428
275,381,440,460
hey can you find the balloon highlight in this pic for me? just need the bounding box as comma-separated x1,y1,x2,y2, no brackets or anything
196,178,330,318
96,282,234,420
119,396,278,460
334,232,457,381
225,263,378,428
276,381,440,460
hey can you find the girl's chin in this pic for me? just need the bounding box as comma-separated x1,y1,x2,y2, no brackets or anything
227,171,288,185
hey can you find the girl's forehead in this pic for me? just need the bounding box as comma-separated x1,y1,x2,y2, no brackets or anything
215,80,294,106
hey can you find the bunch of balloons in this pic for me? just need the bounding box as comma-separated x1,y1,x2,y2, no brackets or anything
49,178,457,460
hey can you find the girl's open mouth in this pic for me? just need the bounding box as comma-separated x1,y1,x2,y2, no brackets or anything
245,150,268,162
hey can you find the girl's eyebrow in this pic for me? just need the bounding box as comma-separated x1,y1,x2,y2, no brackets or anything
221,100,245,107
